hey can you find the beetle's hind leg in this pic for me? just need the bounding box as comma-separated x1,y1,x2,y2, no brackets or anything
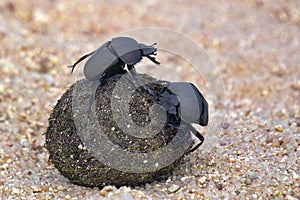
127,65,154,95
170,122,204,153
185,123,205,153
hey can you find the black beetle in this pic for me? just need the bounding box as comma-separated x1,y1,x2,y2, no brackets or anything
70,37,160,111
159,82,208,152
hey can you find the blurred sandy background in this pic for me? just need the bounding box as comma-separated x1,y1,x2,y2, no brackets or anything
0,0,299,199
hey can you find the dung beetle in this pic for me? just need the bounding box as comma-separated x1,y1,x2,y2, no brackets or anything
159,82,208,152
70,37,160,111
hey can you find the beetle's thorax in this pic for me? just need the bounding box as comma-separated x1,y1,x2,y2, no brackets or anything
110,38,143,66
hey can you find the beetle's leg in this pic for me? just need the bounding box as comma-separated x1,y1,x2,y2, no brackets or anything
185,123,205,153
170,122,204,153
145,55,160,65
69,51,95,73
87,80,102,114
127,65,154,95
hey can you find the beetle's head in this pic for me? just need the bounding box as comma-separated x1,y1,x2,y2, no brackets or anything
138,43,160,65
139,43,157,56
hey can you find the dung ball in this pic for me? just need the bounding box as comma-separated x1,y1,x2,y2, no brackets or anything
45,73,194,188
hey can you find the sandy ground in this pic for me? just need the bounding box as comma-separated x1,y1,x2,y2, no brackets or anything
0,0,299,199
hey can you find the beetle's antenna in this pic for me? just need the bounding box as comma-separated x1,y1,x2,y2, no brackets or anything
69,51,95,73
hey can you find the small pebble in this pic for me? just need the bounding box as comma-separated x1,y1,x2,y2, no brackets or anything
20,139,29,147
168,184,180,193
272,138,281,147
286,195,299,200
57,185,64,191
292,171,299,180
235,164,241,171
122,187,131,193
2,163,9,169
11,188,21,194
41,185,47,192
274,125,284,132
244,178,252,185
19,112,27,119
222,121,230,129
31,185,42,193
180,176,189,182
290,80,300,90
215,182,223,190
198,176,207,185
100,185,113,196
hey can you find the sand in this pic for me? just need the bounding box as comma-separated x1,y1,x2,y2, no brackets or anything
0,0,299,199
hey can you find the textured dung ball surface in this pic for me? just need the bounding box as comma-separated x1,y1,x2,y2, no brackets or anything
45,73,193,188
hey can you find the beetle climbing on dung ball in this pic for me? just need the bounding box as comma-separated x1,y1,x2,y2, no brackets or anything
70,37,160,112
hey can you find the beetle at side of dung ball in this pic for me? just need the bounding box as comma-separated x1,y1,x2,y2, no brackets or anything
70,37,160,111
158,82,208,152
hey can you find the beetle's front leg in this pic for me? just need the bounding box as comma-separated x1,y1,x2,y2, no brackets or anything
127,65,154,95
